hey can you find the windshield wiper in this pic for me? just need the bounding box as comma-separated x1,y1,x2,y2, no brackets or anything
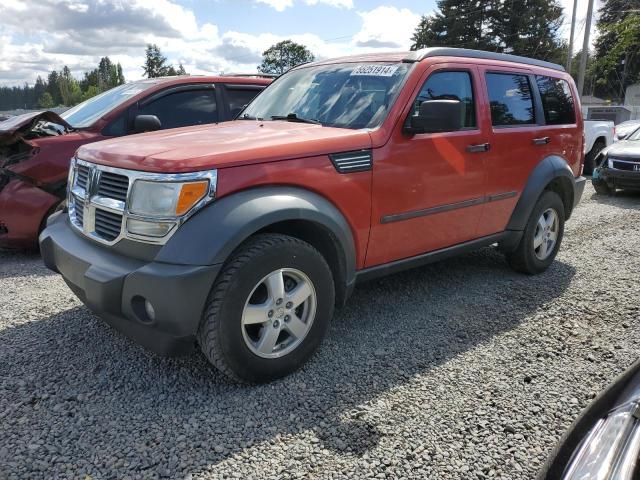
271,113,321,125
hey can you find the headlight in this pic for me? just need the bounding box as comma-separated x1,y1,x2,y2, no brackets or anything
608,157,614,169
128,175,214,218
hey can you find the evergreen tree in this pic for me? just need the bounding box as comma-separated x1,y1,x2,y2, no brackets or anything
143,44,170,78
487,0,564,63
411,0,494,50
258,40,315,74
593,0,640,101
39,92,55,108
46,70,62,106
176,63,188,75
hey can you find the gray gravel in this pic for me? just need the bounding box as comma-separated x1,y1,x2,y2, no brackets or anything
1,182,639,479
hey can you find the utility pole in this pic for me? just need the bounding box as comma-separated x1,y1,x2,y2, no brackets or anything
578,0,596,97
566,0,578,71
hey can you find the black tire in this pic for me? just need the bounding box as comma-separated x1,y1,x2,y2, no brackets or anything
583,139,605,175
197,233,335,383
505,191,565,275
592,177,612,195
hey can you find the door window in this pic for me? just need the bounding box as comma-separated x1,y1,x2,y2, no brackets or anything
535,76,576,125
486,73,535,127
409,71,476,130
138,89,218,129
226,87,263,118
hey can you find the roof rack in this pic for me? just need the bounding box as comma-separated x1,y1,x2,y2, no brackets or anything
220,73,279,79
403,47,565,72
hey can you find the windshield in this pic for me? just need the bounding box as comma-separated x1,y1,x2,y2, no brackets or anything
61,81,157,128
241,62,412,130
628,127,640,141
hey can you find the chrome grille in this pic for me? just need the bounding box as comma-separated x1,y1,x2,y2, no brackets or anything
610,157,640,172
97,172,129,201
94,209,123,241
69,159,130,244
76,165,90,190
74,197,85,228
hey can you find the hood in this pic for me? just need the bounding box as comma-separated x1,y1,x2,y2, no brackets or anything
78,121,373,173
0,111,72,145
603,140,640,159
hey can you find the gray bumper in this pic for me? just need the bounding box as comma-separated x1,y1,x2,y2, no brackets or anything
574,175,586,208
39,213,221,355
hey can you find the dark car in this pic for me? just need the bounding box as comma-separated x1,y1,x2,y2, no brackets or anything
592,126,640,195
0,75,271,249
540,359,640,480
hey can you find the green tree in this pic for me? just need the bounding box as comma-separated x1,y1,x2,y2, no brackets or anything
593,0,640,101
258,40,315,75
38,92,55,108
411,0,494,50
176,63,188,75
143,44,170,78
410,0,564,63
46,70,62,106
487,0,564,63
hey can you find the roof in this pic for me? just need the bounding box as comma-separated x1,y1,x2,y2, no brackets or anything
303,47,565,72
129,75,271,86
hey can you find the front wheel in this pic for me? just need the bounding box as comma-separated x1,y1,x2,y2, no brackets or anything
592,177,612,195
197,233,335,383
506,191,565,275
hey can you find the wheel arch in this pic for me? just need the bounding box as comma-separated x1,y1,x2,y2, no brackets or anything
156,186,357,306
506,155,578,232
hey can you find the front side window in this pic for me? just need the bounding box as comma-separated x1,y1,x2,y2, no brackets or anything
138,89,218,130
409,70,476,129
486,73,535,127
536,76,576,125
241,62,412,130
226,87,263,118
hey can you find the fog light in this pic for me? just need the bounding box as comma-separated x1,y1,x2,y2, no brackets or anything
144,300,156,321
126,218,174,237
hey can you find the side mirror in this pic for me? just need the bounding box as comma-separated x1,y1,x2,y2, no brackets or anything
407,100,463,134
134,115,161,133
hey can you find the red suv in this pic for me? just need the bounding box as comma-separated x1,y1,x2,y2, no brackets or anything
0,75,271,249
40,48,585,382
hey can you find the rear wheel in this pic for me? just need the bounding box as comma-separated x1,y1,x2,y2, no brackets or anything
197,233,335,383
506,191,565,274
584,139,605,175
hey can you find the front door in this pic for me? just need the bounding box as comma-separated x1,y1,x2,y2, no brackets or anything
366,64,490,267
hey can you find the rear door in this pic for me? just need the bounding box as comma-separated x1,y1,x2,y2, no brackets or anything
476,67,541,237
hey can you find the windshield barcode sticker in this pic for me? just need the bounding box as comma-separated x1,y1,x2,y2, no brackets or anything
351,65,399,77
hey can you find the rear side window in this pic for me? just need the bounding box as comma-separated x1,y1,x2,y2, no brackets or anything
226,87,263,118
138,89,218,130
411,71,476,129
536,76,576,125
486,73,535,127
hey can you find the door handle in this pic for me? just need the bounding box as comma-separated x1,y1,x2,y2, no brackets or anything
533,137,550,145
466,143,490,153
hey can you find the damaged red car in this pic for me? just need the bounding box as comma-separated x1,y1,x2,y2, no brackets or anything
0,75,271,249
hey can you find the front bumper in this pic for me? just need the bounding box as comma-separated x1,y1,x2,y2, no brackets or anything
39,213,221,355
594,167,640,190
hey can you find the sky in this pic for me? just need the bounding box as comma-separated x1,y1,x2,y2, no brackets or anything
0,0,598,87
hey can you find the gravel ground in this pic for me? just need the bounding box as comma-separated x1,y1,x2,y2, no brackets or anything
1,183,639,480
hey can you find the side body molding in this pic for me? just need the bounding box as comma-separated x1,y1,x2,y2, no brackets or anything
156,186,358,288
506,155,577,232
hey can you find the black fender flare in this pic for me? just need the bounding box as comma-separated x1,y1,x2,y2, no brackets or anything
506,155,577,232
156,186,357,291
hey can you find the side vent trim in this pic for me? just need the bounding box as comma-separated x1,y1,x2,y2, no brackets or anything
330,149,372,174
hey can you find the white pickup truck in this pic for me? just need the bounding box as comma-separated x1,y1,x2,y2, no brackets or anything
584,120,616,174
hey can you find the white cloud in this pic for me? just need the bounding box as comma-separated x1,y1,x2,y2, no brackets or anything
256,0,352,12
353,6,421,49
0,0,419,87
